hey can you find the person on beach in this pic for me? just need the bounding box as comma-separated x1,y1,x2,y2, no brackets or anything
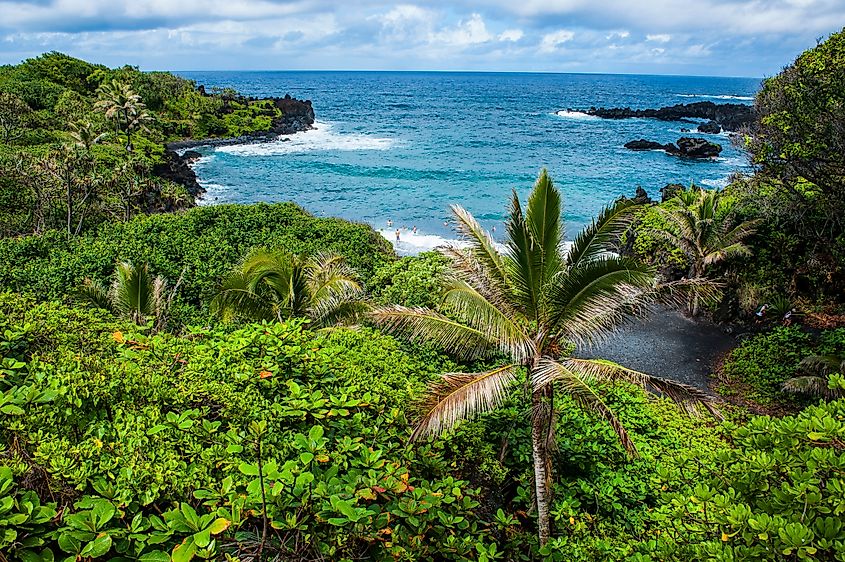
755,303,768,323
395,229,400,242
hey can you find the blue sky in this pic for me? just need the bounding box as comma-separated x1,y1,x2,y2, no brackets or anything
0,1,842,77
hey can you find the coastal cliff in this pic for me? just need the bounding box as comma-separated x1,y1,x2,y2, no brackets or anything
157,94,316,196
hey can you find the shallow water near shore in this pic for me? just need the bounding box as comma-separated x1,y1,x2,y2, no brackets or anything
180,70,759,253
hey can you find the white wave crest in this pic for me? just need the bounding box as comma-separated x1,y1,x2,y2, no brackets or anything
215,121,396,156
378,228,473,256
699,176,730,189
196,182,229,205
553,110,599,120
377,228,573,257
677,94,754,101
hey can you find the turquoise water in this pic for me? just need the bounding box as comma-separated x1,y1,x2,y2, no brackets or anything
179,71,759,253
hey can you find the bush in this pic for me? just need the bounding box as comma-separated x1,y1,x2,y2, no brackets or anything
369,251,449,308
0,203,395,323
642,398,845,561
721,327,845,405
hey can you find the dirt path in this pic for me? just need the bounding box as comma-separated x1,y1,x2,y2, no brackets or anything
577,307,737,392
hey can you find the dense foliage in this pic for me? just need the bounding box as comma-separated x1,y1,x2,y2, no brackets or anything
0,202,393,325
720,327,845,406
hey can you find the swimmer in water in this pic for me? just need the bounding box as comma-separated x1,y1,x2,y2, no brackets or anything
387,219,393,227
412,226,417,234
395,229,400,242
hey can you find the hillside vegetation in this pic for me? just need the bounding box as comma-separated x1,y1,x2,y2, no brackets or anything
0,29,844,562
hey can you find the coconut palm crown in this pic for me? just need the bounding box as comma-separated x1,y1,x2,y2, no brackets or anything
654,188,759,315
371,169,720,544
80,261,171,329
210,248,368,328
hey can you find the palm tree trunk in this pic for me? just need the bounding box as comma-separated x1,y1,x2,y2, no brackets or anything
531,386,552,545
689,262,702,316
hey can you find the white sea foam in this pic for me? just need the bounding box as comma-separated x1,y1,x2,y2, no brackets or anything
215,121,396,156
378,228,573,257
676,94,754,101
195,182,229,205
553,110,599,120
699,177,730,189
378,229,472,256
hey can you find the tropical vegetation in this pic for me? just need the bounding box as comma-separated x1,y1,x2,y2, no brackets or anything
0,26,844,562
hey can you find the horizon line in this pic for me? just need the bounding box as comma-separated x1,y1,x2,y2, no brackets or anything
165,68,762,81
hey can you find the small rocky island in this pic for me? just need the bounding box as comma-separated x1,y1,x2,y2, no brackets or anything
625,137,723,158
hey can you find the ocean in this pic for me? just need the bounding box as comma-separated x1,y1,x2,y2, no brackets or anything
178,71,759,254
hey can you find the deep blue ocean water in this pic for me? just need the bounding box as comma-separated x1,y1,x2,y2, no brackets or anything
178,71,759,253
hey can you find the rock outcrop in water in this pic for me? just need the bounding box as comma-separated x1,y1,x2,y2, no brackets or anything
697,120,722,134
625,139,673,151
625,137,723,159
579,101,754,132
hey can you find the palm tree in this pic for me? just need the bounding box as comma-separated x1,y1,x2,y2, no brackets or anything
68,120,108,153
370,170,720,545
80,262,172,330
94,80,152,153
210,248,368,327
654,188,759,316
783,353,845,400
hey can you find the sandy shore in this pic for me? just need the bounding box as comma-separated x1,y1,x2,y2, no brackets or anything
577,307,736,392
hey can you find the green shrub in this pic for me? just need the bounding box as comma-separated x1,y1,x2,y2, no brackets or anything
369,251,449,308
641,398,845,561
722,327,845,405
0,294,495,560
0,203,395,323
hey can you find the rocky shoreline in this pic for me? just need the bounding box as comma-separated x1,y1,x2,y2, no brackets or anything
571,101,755,132
153,94,316,200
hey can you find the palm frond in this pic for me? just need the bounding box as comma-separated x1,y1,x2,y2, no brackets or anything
505,190,542,320
567,198,642,267
449,204,509,288
411,364,518,441
525,169,564,283
783,375,844,400
532,358,637,455
798,354,845,377
308,285,370,327
547,256,657,343
78,278,113,312
442,279,534,362
110,262,152,318
557,358,722,419
210,271,276,322
369,305,499,360
439,245,514,314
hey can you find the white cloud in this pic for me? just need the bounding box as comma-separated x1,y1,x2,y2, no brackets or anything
498,28,524,42
430,13,492,47
0,0,841,75
539,29,574,52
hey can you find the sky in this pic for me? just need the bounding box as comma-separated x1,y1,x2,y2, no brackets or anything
0,1,842,77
